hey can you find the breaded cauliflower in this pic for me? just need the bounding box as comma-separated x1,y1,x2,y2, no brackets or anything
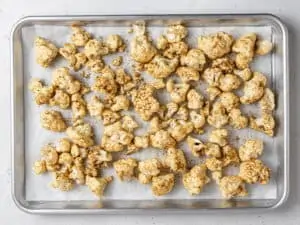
206,87,221,101
150,130,176,150
166,79,190,103
219,176,248,199
121,115,139,132
183,164,210,195
190,110,206,129
207,102,229,128
40,110,67,132
86,175,112,197
71,26,91,47
66,121,94,147
110,95,130,112
168,119,194,142
239,159,271,184
186,136,206,157
205,157,223,171
51,171,74,191
233,68,252,81
180,49,206,71
239,139,263,161
87,95,104,120
176,66,200,83
255,40,273,56
105,34,125,52
250,113,275,136
49,89,70,109
205,143,222,158
152,173,175,196
138,158,161,184
222,145,240,167
163,42,188,59
92,68,118,96
130,35,156,63
219,92,240,112
240,72,267,104
198,32,233,59
165,24,188,43
219,74,241,92
52,67,81,95
86,58,105,74
202,68,223,87
28,78,55,105
113,158,138,181
164,148,187,173
32,160,47,175
35,36,58,67
209,129,228,147
259,88,275,113
228,108,248,129
84,39,109,59
211,57,235,73
145,55,178,79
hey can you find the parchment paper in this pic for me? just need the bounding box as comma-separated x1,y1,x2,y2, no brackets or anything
22,24,277,201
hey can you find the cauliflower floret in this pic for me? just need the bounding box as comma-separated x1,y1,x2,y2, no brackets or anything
207,102,229,128
28,78,55,105
59,43,77,59
149,78,166,90
164,148,187,173
212,171,222,184
86,147,112,167
66,121,94,147
84,39,109,59
35,36,58,67
148,117,162,134
156,35,168,50
92,68,118,96
174,104,189,121
113,158,138,181
105,34,125,52
235,54,252,70
180,49,206,71
145,55,178,79
101,135,123,152
211,57,235,73
228,108,248,129
102,109,121,125
165,24,188,43
71,26,91,47
233,68,252,81
168,119,194,142
177,62,202,81
131,84,160,121
255,40,273,55
206,87,221,101
219,74,241,92
58,152,73,169
87,95,104,120
205,157,223,171
115,68,132,85
205,143,222,158
240,72,267,104
86,58,105,74
56,138,71,153
152,173,175,196
51,171,74,191
150,130,176,150
187,136,206,157
166,79,190,103
239,159,271,184
183,164,210,195
86,175,112,197
239,139,263,161
110,95,130,112
250,113,275,136
32,160,47,175
209,129,228,147
130,35,156,63
222,145,240,167
219,176,248,199
49,89,70,109
109,130,133,146
40,110,67,132
69,53,87,71
138,158,161,184
69,165,85,184
202,68,223,87
189,111,206,129
52,67,81,95
71,93,87,120
163,42,188,59
165,102,179,119
219,92,240,112
198,32,233,59
134,136,149,149
259,88,275,113
121,115,139,132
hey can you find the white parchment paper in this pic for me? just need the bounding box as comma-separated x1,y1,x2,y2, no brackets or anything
22,24,277,201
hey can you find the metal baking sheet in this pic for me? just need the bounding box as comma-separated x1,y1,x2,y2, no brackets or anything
11,14,289,214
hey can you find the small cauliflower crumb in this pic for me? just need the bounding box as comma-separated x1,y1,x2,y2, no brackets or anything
180,49,206,71
219,176,248,199
239,159,271,184
112,56,123,66
256,40,273,55
249,113,275,136
66,121,94,147
86,175,112,197
150,130,176,150
40,110,67,132
152,173,175,196
35,36,58,67
164,148,187,173
239,139,263,161
113,158,138,181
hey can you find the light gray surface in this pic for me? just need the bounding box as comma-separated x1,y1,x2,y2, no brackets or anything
2,0,298,224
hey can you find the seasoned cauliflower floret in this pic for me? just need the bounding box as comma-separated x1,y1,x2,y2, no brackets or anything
66,121,94,147
71,93,87,120
87,95,104,120
250,113,275,136
40,110,67,132
152,173,175,196
113,158,138,181
239,159,271,184
219,74,241,92
186,136,206,157
58,152,73,169
165,102,179,119
105,34,125,52
207,102,229,128
212,171,222,184
233,68,252,81
56,138,71,153
183,164,210,195
130,35,156,63
86,175,113,197
145,55,178,79
166,79,190,103
59,43,77,59
198,32,233,59
86,58,105,74
102,109,121,125
239,139,263,161
255,40,273,55
206,87,221,101
156,35,168,50
51,171,74,191
35,36,58,67
110,95,130,112
228,108,248,129
28,78,55,105
219,176,248,199
138,158,161,184
190,111,206,129
150,130,176,150
32,160,47,175
49,89,70,109
164,148,187,173
240,72,267,104
52,67,81,95
131,84,160,121
176,66,200,83
209,129,228,147
205,157,223,171
84,39,109,60
202,68,223,87
259,88,275,113
71,26,91,47
163,42,188,59
168,119,194,142
180,49,206,71
211,57,235,73
69,165,85,185
187,89,204,109
165,24,188,43
134,136,149,148
86,146,112,167
92,68,118,96
222,145,240,167
121,115,139,132
219,92,240,112
205,143,222,158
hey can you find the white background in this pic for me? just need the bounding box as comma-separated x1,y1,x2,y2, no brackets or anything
2,0,299,224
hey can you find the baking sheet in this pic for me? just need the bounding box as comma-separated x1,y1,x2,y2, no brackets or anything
22,24,277,201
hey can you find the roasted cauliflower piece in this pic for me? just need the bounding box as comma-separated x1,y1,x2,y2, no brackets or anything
56,138,71,153
168,119,194,142
86,175,113,197
218,92,240,112
87,95,104,120
92,67,118,96
152,173,175,196
35,36,58,67
233,68,252,81
150,130,176,150
71,93,87,120
180,49,206,71
52,67,81,95
121,115,139,132
164,148,187,173
84,39,109,60
165,102,179,119
110,95,130,112
28,78,55,105
32,160,47,175
176,66,200,83
138,158,161,184
222,145,240,167
219,176,248,199
145,55,178,79
259,88,275,113
156,35,168,50
113,158,138,181
239,159,271,184
187,89,204,110
202,68,223,87
166,79,190,103
211,57,235,73
40,110,67,132
190,110,206,129
205,143,222,158
209,129,228,147
186,136,206,157
219,74,241,92
51,171,74,191
249,113,275,136
66,121,94,147
183,164,210,195
255,40,273,56
206,87,221,101
228,108,248,129
163,41,188,59
86,58,105,74
205,157,223,171
49,89,70,109
207,102,229,128
165,24,188,43
71,26,91,47
130,35,156,63
239,139,263,161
